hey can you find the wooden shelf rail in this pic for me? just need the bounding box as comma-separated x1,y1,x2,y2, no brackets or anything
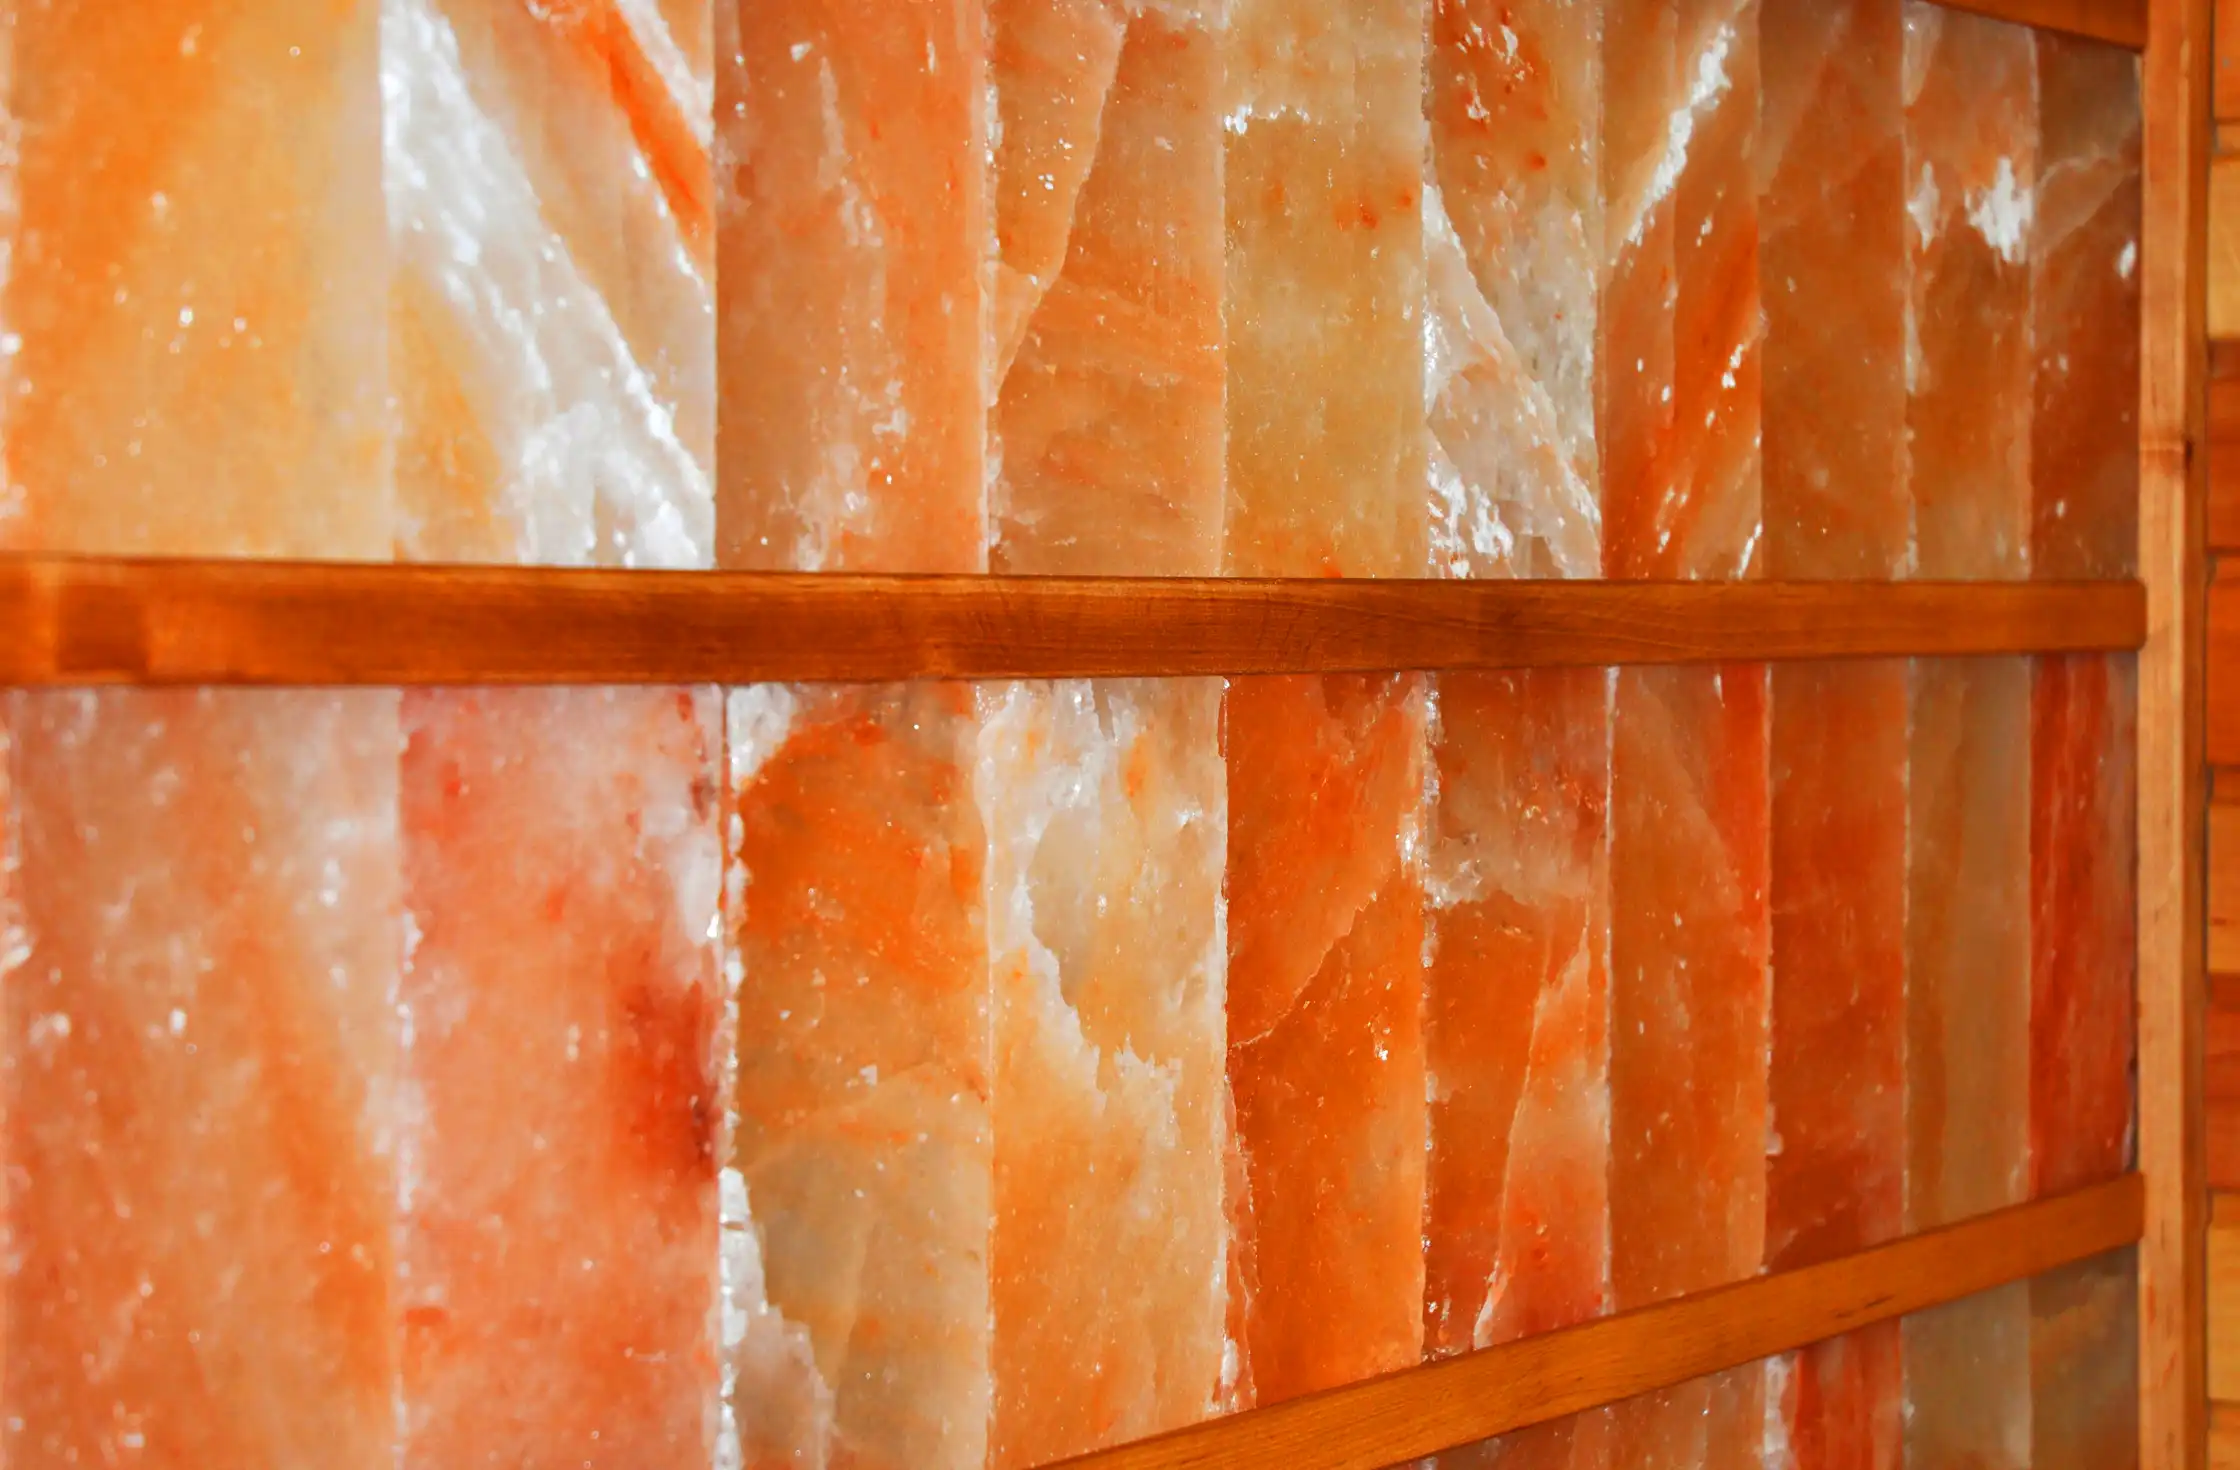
0,557,2145,687
1045,1176,2144,1470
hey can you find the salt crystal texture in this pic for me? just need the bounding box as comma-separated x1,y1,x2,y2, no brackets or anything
3,690,402,1467
1225,673,1429,1404
385,0,715,568
718,0,988,572
726,683,992,1469
982,679,1228,1464
397,688,724,1463
989,0,1226,575
1,2,388,557
2030,1251,2140,1470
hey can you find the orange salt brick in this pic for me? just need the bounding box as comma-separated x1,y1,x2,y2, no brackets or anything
725,683,991,1470
1608,664,1768,1463
988,0,1226,576
3,691,401,1469
1223,0,1426,578
1768,1325,1902,1470
1904,1282,2031,1470
2029,653,2137,1198
1226,673,1428,1404
2031,33,2141,581
386,0,715,567
2,3,387,559
2029,1251,2139,1470
718,0,988,572
983,680,1228,1464
1425,0,1603,577
1905,3,2037,580
1602,0,1762,582
397,688,723,1464
1761,0,1909,579
1423,669,1611,1362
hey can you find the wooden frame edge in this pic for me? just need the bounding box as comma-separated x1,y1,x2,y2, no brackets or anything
2142,0,2212,1446
1041,1178,2144,1470
0,558,2145,686
1936,0,2147,47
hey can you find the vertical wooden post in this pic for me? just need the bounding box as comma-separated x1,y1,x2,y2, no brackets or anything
2141,0,2212,1451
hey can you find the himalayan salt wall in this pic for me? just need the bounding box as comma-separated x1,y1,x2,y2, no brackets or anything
1759,0,1908,1461
716,0,988,573
986,0,1226,576
385,0,716,568
1425,0,1603,577
1607,663,1771,1463
724,683,992,1470
1423,669,1612,1470
396,688,724,1463
1226,673,1429,1404
3,691,403,1468
2030,1250,2141,1470
1222,0,1426,579
981,679,1229,1465
0,2,388,558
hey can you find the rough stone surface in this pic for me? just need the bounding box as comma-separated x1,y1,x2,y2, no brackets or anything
386,0,715,568
398,688,724,1464
982,679,1229,1464
1225,673,1428,1404
3,691,402,1469
2029,1250,2140,1470
717,0,988,572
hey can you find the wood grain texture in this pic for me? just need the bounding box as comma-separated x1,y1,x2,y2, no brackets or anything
2142,0,2214,1451
1044,1179,2141,1470
0,557,2146,688
2213,799,2240,974
2213,1400,2240,1469
2215,161,2240,341
1938,0,2146,44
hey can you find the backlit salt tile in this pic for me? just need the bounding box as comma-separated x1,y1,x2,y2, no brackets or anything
2030,653,2137,1197
1223,0,1425,577
981,680,1228,1464
1226,673,1428,1403
2030,1251,2139,1470
1905,3,2037,580
1425,0,1603,577
397,688,723,1464
1609,662,1770,1460
385,0,715,568
1903,661,2031,1470
1612,1364,1767,1469
717,1,988,572
725,683,991,1470
2,690,401,1467
1601,0,1763,580
989,0,1225,575
1,3,387,558
1424,669,1611,1362
2031,33,2141,581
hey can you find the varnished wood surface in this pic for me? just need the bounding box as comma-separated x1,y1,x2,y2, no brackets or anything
1938,0,2145,45
0,557,2147,687
2141,0,2214,1446
2207,343,2240,549
1044,1179,2142,1470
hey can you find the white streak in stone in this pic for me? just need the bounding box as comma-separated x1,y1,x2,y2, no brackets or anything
1907,161,1941,249
1622,22,1735,249
1964,156,2034,266
614,0,714,150
383,0,713,569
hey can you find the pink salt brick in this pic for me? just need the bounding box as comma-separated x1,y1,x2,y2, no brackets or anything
2,3,387,559
983,679,1229,1464
725,682,992,1470
717,0,988,572
397,687,724,1465
989,0,1226,576
4,690,402,1469
386,0,716,568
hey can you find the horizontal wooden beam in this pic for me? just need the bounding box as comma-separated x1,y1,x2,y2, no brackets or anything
1048,1177,2144,1470
0,557,2145,687
1936,0,2146,47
